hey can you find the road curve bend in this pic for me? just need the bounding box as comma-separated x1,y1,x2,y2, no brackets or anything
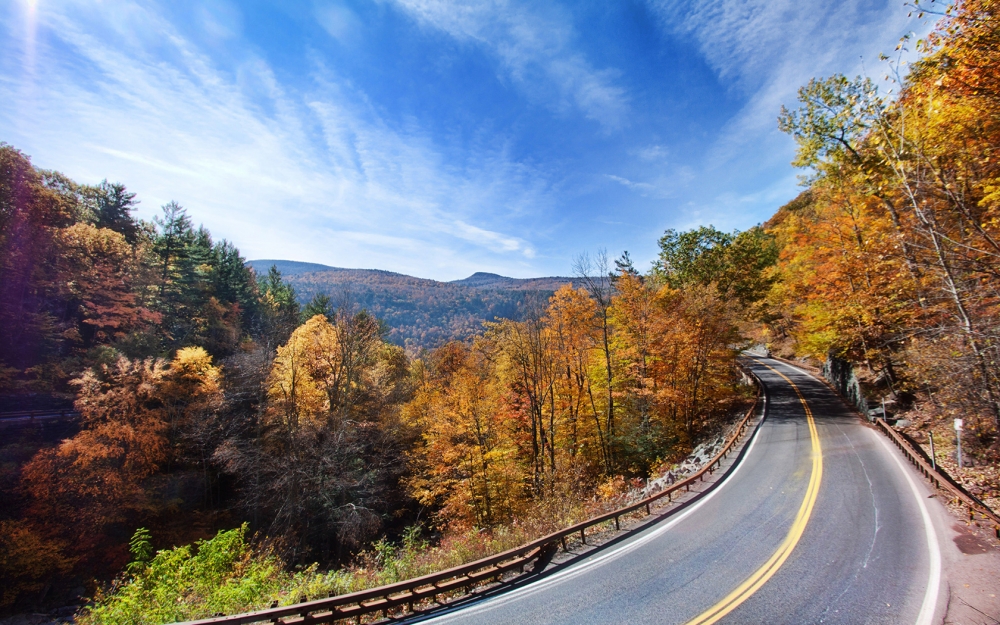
412,357,945,625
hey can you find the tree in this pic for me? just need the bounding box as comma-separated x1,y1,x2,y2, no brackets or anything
257,265,300,344
655,225,778,313
87,180,139,243
20,349,223,574
56,223,160,347
302,293,334,323
544,285,604,472
0,144,75,372
218,313,411,563
573,251,617,470
775,0,1000,437
404,342,525,528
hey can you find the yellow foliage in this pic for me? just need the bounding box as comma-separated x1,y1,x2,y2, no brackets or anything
0,519,73,608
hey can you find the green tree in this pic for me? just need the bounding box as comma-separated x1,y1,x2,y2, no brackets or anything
302,293,334,323
655,225,777,313
88,180,140,243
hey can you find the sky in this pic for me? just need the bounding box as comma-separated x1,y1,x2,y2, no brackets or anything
1,0,935,281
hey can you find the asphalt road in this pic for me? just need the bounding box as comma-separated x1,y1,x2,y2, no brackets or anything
413,357,944,625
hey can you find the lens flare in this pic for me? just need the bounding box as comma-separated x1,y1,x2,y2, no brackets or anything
23,0,37,76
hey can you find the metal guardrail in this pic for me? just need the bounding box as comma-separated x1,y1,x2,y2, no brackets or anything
873,418,1000,540
179,366,764,625
0,409,80,423
771,355,1000,540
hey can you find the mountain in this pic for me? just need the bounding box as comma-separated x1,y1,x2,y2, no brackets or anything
247,260,577,349
448,272,574,291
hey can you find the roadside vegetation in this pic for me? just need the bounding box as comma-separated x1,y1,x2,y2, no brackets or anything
766,0,1000,503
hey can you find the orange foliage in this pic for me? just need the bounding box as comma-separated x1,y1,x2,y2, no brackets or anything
20,349,223,573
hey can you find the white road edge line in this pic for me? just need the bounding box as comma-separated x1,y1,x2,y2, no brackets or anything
773,357,942,625
873,424,943,625
416,393,770,623
770,357,942,625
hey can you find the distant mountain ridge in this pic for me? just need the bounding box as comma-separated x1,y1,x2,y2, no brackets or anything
249,260,573,289
246,260,577,349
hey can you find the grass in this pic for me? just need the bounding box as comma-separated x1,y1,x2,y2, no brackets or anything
78,494,612,625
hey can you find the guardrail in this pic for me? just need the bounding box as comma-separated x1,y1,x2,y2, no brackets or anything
873,418,1000,540
0,409,79,423
770,355,1000,541
179,365,764,625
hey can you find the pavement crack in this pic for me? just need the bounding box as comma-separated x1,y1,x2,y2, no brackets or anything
818,426,882,620
851,435,882,571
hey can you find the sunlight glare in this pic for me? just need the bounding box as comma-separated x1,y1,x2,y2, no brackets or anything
22,0,38,77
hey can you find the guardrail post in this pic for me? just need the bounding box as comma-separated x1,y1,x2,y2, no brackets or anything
580,529,586,545
561,536,567,552
646,502,651,515
614,515,620,531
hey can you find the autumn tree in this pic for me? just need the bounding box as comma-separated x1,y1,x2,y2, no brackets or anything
57,223,160,348
544,284,605,472
20,348,223,573
216,313,412,563
0,145,76,374
573,251,617,469
775,0,1000,443
404,342,525,528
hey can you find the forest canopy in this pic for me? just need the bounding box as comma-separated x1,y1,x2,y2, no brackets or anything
0,144,768,616
768,0,1000,463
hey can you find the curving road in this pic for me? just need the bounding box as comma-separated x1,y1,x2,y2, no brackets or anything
412,357,948,625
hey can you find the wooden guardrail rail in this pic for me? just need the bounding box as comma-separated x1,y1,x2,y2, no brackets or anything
179,364,764,625
873,417,1000,540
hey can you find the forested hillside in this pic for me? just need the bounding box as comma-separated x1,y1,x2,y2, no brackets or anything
767,0,999,494
0,145,770,620
246,260,576,349
7,1,994,618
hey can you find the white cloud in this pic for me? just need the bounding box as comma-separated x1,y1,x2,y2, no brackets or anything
650,0,911,92
0,0,551,280
386,0,628,129
606,174,656,194
644,0,935,224
314,3,362,45
634,145,669,161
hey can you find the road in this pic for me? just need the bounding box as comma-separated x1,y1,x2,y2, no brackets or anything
412,357,946,625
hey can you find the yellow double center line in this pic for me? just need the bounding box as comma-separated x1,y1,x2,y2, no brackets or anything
685,360,823,625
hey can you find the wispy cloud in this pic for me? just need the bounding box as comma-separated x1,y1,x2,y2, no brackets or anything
314,3,362,45
650,0,915,92
386,0,628,129
606,174,656,194
644,0,934,225
0,0,551,279
633,145,669,162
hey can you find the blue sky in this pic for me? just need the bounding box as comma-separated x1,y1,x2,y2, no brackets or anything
1,0,932,280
